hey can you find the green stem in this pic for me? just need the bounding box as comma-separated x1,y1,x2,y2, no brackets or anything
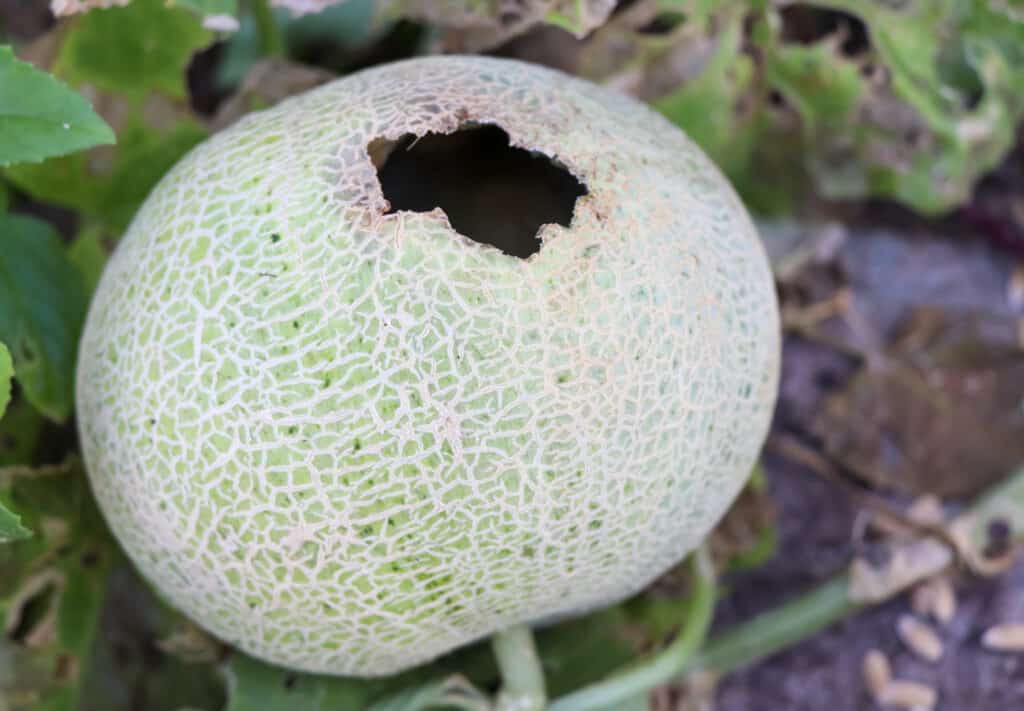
549,547,716,711
691,573,860,674
250,0,285,57
491,624,547,711
690,464,1024,676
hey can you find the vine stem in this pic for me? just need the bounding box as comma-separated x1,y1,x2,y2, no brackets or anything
250,0,285,57
491,624,547,711
690,573,858,675
548,546,716,711
687,464,1024,676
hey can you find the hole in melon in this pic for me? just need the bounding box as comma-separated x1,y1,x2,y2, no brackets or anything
370,124,587,259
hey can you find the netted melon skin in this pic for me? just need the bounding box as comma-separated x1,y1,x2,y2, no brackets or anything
76,56,780,676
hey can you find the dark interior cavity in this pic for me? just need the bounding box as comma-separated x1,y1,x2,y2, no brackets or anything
779,4,869,55
372,124,587,259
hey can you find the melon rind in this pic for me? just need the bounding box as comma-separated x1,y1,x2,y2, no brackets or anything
76,56,780,676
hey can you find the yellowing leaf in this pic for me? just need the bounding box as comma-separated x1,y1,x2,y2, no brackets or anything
54,0,214,100
0,342,11,419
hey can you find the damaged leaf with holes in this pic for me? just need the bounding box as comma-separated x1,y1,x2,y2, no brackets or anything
563,1,1024,214
0,456,226,710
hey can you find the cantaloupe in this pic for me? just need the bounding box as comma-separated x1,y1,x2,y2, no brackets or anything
76,55,780,676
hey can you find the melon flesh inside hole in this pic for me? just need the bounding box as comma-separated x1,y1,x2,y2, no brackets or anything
372,124,588,259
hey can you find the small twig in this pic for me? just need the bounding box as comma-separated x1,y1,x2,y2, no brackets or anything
692,573,857,675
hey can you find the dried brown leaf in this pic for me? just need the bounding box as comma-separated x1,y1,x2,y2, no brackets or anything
708,466,776,571
652,670,717,711
3,569,65,641
157,622,226,664
813,307,1024,497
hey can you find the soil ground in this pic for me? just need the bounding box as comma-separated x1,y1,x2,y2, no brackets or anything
715,211,1024,710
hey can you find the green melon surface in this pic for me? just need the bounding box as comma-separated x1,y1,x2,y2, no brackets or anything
76,56,780,676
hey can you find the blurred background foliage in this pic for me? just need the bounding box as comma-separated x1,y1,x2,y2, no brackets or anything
8,0,1024,218
1,1,1023,710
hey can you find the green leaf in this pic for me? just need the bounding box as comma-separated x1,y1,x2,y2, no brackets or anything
0,342,11,418
67,228,108,298
0,500,31,542
803,0,1024,213
365,676,490,711
73,564,228,711
766,41,864,131
5,116,208,232
54,0,213,101
0,397,45,467
97,119,207,230
535,608,637,698
0,455,224,710
0,643,71,710
540,1,615,38
223,654,379,711
287,0,377,47
654,10,800,214
3,151,101,218
0,214,88,422
174,0,239,20
0,462,202,711
57,556,107,652
0,45,115,167
654,14,755,182
217,0,377,91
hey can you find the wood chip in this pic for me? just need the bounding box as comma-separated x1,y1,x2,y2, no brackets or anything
910,582,932,617
862,649,892,699
849,538,953,603
906,495,945,527
981,623,1024,652
1009,264,1024,311
930,577,956,625
911,577,957,625
897,615,943,662
880,680,938,710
